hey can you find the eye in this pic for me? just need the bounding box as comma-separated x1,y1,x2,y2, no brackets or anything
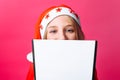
66,29,74,33
49,30,57,33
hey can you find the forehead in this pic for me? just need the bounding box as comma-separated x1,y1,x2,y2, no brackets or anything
47,15,77,27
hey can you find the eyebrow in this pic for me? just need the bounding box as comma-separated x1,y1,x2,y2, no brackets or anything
47,24,75,28
65,24,74,27
47,26,57,28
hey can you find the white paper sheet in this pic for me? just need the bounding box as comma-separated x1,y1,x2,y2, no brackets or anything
32,40,97,80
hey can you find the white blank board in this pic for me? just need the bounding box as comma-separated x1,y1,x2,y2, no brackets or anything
32,40,97,80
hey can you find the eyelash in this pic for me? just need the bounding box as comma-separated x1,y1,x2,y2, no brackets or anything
66,29,74,33
49,30,57,33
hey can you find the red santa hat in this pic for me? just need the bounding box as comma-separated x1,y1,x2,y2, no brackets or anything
27,5,81,62
34,5,80,39
26,5,80,80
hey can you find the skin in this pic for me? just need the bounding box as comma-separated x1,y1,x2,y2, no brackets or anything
43,15,84,40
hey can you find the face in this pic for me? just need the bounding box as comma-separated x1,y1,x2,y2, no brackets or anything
45,15,79,40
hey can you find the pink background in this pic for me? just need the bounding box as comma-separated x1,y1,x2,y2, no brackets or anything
0,0,120,80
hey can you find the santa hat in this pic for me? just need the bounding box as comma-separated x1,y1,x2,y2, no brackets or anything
27,5,80,62
35,5,80,39
26,5,81,80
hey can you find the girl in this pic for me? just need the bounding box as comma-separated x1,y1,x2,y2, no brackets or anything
26,5,98,80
